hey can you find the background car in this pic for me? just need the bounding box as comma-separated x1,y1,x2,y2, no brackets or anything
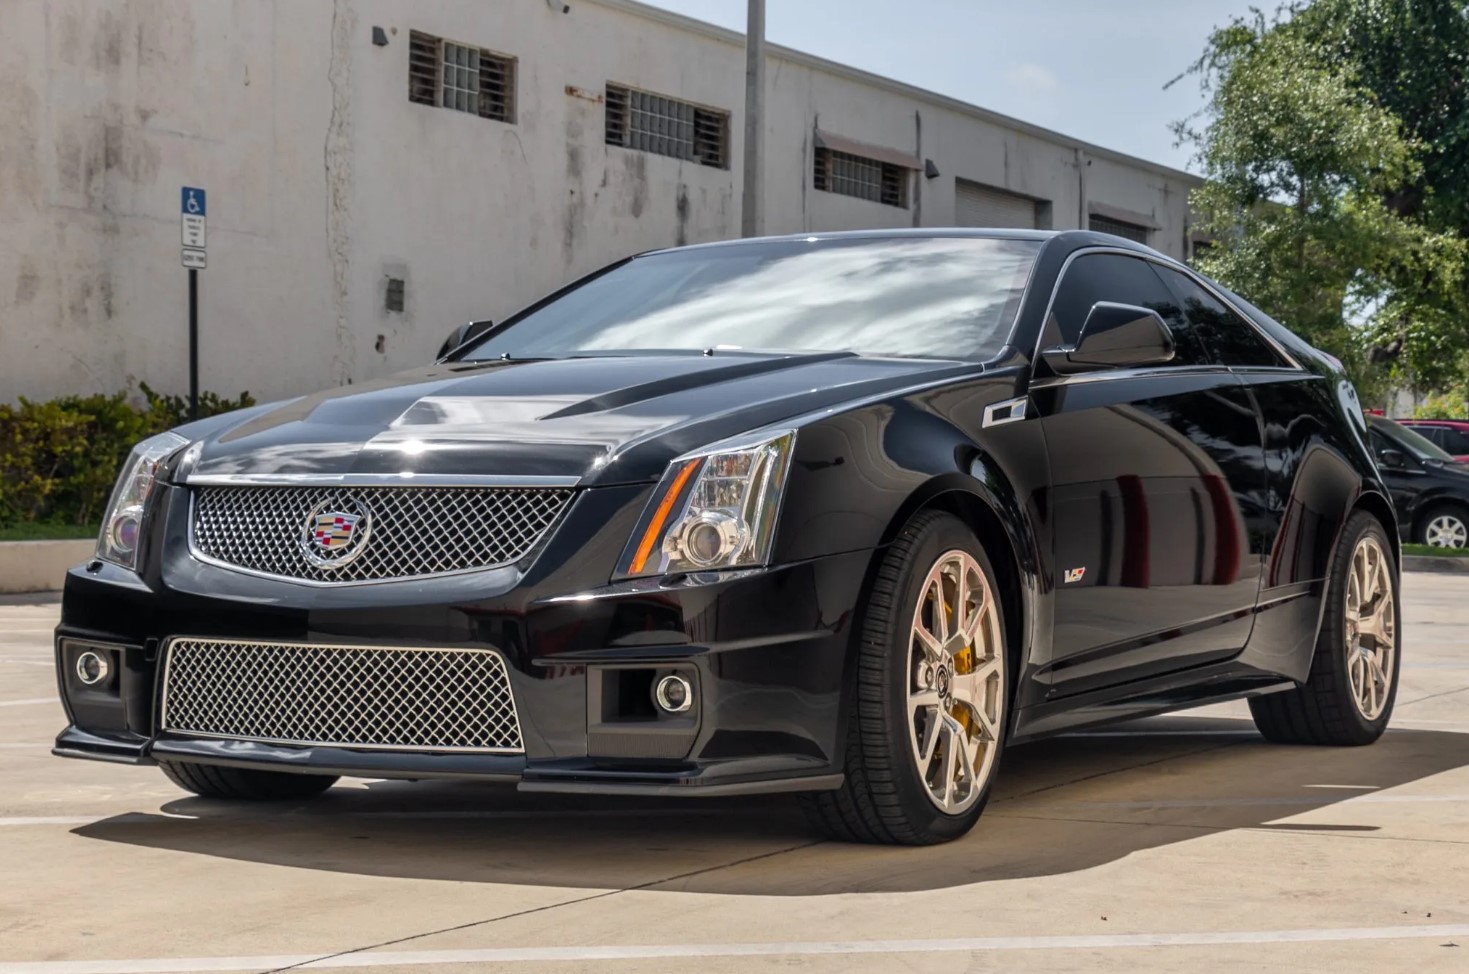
1397,419,1469,462
1368,416,1469,548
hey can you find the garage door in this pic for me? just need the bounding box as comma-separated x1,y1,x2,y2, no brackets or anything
955,179,1037,229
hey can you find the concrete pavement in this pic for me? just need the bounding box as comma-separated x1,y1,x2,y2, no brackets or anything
1,575,1467,973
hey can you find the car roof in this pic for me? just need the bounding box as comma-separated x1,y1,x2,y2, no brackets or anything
640,227,1168,261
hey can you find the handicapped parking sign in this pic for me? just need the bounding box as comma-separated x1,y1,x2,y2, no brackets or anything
181,186,206,248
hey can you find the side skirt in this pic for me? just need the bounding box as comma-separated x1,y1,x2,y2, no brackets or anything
1009,663,1294,743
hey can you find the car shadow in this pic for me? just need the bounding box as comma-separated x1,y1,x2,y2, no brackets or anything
71,716,1469,895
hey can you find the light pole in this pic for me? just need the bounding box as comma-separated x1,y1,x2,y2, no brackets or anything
741,0,765,237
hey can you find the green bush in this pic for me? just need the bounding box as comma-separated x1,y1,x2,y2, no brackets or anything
0,387,254,530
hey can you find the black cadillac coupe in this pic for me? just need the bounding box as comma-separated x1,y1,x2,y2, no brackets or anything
54,229,1401,845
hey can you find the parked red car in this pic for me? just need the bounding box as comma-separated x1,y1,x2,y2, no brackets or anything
1397,420,1469,462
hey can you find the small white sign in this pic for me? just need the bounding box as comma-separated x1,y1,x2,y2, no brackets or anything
181,247,207,269
182,214,206,248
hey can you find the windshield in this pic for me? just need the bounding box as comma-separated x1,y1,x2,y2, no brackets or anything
462,236,1040,362
1376,419,1456,462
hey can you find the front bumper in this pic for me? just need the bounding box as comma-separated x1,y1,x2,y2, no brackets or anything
53,517,871,795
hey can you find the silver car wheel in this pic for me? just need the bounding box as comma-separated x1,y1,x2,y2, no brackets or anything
1424,513,1467,549
1343,536,1396,721
906,550,1004,814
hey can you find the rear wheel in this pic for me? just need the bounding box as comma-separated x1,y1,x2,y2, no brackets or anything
801,511,1007,845
1249,510,1399,745
1419,503,1468,549
159,760,339,801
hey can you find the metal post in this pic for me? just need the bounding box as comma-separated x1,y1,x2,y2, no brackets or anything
188,268,199,421
741,0,765,238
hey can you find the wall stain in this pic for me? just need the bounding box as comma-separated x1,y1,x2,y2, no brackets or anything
675,184,690,247
627,153,647,219
563,107,586,268
94,8,124,70
324,0,356,386
14,261,39,305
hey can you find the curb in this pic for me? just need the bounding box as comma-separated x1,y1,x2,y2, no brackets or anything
1402,555,1469,575
0,540,91,594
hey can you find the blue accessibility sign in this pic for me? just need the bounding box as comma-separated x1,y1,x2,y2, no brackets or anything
181,186,206,216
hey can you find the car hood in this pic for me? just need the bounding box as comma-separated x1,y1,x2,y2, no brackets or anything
182,352,974,487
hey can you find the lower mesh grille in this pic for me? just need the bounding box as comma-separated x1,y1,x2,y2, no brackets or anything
160,638,523,753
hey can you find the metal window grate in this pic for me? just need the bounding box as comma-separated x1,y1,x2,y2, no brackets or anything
605,83,729,169
408,31,439,105
813,148,907,208
1089,214,1150,244
191,486,573,583
478,50,515,123
161,638,523,753
407,30,515,123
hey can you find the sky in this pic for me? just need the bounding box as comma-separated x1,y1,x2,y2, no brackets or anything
640,0,1249,173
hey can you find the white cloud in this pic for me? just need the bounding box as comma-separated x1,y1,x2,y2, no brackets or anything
1005,62,1060,92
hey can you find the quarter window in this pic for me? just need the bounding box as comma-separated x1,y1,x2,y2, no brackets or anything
1044,254,1208,366
1154,267,1286,368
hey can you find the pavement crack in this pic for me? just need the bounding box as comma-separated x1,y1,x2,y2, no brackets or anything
256,838,825,974
1396,683,1469,708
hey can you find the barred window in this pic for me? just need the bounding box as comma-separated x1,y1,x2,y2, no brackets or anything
1088,213,1150,244
408,30,516,123
605,84,729,169
813,147,908,208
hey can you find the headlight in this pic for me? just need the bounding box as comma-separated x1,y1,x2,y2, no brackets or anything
96,431,189,570
616,429,796,578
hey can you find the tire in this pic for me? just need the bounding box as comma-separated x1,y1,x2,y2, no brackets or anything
1249,510,1400,745
1417,502,1469,549
801,510,1009,845
159,760,339,801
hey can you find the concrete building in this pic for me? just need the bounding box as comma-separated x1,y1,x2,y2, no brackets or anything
0,0,1203,405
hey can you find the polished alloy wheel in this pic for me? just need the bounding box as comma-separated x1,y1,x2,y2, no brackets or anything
1344,536,1395,721
907,550,1004,813
1424,513,1468,549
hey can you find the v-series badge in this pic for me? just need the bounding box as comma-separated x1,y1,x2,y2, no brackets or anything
1064,567,1087,584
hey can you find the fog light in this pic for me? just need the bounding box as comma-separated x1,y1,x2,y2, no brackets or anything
75,650,111,686
654,674,693,714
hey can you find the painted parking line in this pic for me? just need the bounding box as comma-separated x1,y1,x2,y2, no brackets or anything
1067,794,1469,809
2,924,1468,973
0,697,57,708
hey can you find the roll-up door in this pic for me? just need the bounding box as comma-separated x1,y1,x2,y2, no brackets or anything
955,179,1038,228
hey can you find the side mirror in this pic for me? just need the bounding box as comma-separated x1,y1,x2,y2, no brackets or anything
437,320,495,360
1377,448,1408,470
1042,303,1176,374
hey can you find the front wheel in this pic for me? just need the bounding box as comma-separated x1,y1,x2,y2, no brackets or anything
1249,510,1400,745
801,511,1008,845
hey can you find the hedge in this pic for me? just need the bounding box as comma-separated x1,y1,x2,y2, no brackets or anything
0,385,254,529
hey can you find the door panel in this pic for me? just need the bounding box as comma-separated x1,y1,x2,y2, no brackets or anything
1033,370,1265,696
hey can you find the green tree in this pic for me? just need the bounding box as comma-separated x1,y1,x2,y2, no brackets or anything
1174,4,1468,401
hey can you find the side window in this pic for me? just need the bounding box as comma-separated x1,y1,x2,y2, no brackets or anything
1045,254,1208,366
1368,429,1392,454
1155,267,1287,368
1440,428,1469,453
1414,426,1444,448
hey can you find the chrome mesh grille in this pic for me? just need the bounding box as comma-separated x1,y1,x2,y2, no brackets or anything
161,639,523,752
191,485,572,582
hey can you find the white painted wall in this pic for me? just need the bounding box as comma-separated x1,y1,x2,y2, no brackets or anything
0,0,1202,405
